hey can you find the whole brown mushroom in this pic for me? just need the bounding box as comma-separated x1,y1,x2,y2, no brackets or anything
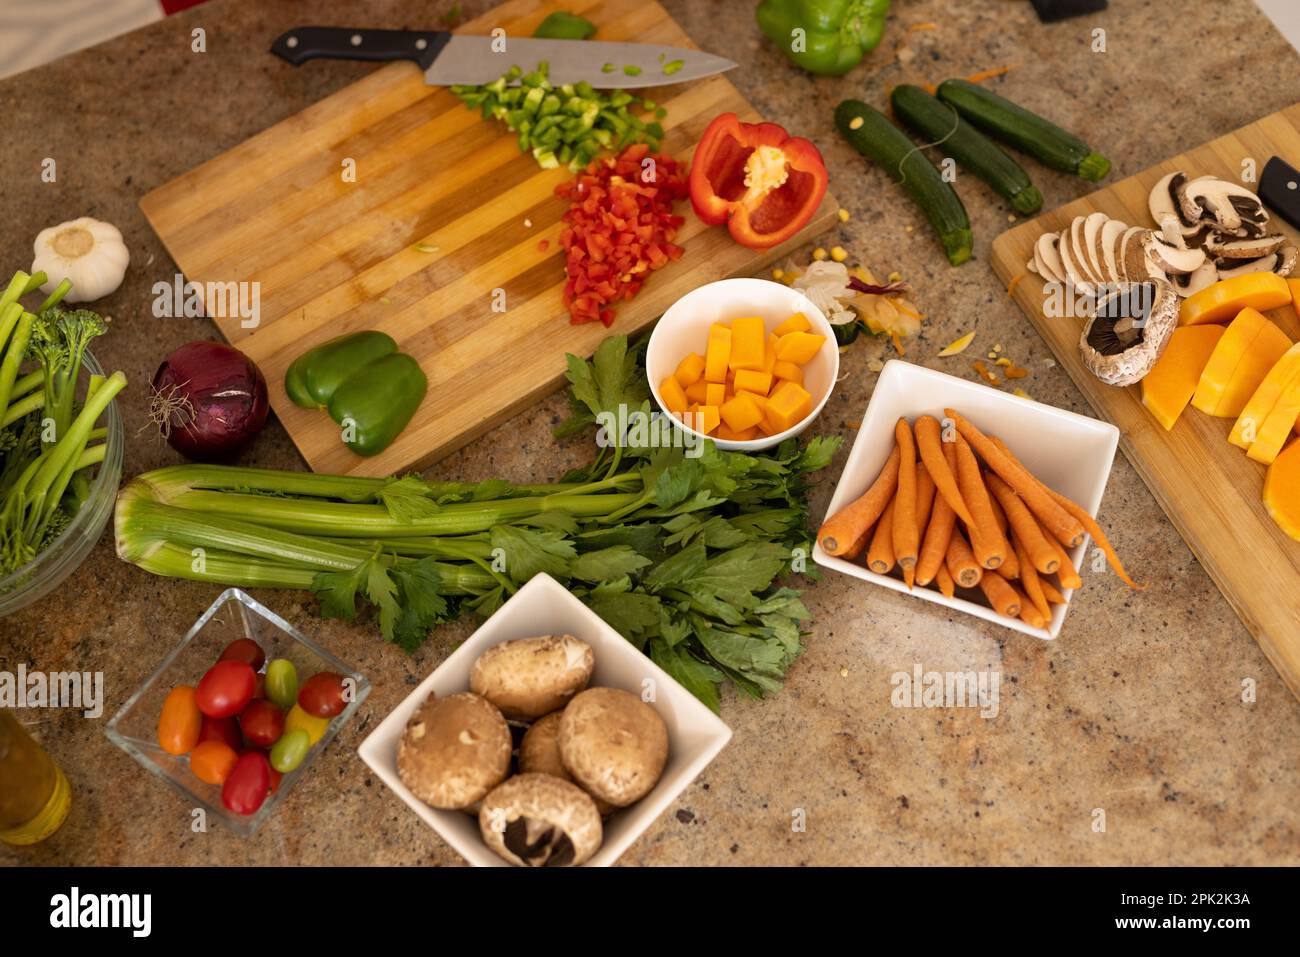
519,711,615,816
478,773,603,867
470,634,594,720
396,692,511,809
558,687,669,808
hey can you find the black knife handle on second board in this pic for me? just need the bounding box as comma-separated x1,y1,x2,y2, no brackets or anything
270,27,452,69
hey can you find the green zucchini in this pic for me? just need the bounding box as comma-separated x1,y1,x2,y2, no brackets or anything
936,79,1111,182
890,84,1043,215
834,99,972,267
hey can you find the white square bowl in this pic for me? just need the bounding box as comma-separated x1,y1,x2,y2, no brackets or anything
813,360,1120,640
357,573,732,866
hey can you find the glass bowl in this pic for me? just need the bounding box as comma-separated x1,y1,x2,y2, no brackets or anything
105,588,371,837
0,349,123,616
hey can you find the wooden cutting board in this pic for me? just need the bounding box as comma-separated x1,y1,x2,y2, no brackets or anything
991,104,1300,700
139,0,837,477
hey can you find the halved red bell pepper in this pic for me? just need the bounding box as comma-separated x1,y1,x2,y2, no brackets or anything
689,112,830,249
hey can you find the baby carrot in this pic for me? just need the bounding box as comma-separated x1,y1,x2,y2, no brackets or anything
892,419,919,575
935,562,955,598
818,446,901,555
1018,597,1049,630
985,470,1059,575
914,415,974,527
842,527,871,560
1014,537,1051,620
945,409,1084,548
988,491,1020,579
979,572,1022,618
1040,580,1065,604
868,494,898,575
915,448,955,587
905,460,936,588
945,527,982,588
953,433,1006,569
1041,483,1142,590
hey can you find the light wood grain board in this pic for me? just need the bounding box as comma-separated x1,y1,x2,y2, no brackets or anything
139,0,837,477
991,104,1300,700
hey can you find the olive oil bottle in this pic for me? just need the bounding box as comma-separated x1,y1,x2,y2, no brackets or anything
0,710,71,845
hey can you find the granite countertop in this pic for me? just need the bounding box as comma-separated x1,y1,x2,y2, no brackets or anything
3,0,1299,866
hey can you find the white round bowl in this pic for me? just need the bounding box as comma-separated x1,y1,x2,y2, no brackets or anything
646,278,840,452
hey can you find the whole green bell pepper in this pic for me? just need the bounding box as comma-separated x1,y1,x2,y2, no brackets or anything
755,0,890,76
284,331,428,457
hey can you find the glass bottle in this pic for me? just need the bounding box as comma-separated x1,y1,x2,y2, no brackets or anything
0,710,71,845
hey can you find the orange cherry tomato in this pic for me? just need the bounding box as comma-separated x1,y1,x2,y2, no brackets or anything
189,740,239,785
158,685,202,755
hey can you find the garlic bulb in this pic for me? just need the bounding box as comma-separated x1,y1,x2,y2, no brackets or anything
32,217,129,303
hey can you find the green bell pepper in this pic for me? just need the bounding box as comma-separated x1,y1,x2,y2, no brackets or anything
532,11,597,40
284,331,428,457
755,0,890,76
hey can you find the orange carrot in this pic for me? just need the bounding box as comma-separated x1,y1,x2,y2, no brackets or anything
945,527,982,588
966,64,1015,83
1018,598,1049,630
892,420,919,574
915,450,955,587
979,572,1021,618
953,433,1006,569
868,495,898,575
1040,580,1065,604
985,470,1059,575
1015,537,1051,620
842,527,871,560
1041,484,1142,590
989,491,1021,579
935,563,955,598
945,409,1084,548
914,415,974,526
818,446,901,555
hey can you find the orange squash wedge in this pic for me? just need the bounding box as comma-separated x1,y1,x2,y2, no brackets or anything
1142,325,1225,430
1248,377,1300,464
1263,438,1300,542
1229,342,1300,448
1191,308,1293,418
1179,272,1292,327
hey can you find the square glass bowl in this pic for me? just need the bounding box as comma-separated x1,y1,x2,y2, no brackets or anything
813,360,1120,640
358,573,733,866
106,588,370,836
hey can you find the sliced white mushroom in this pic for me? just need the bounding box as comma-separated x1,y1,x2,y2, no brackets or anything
1100,219,1128,282
1057,225,1096,294
1083,212,1113,283
1176,176,1268,234
1214,245,1295,279
1149,171,1204,243
1118,227,1149,282
1032,232,1067,285
1144,234,1206,275
1070,216,1103,284
1202,232,1287,260
1170,262,1219,298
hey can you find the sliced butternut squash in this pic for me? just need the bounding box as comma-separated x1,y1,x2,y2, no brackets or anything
1141,325,1225,431
1263,438,1300,542
1248,377,1300,464
1191,308,1292,418
1230,342,1300,448
1290,278,1300,322
1179,272,1292,327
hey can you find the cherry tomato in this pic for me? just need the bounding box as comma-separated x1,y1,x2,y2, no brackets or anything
298,671,346,718
218,637,266,672
195,660,256,718
222,751,271,815
267,767,283,795
285,704,329,746
239,699,285,748
189,740,239,785
197,715,242,750
270,728,310,773
264,658,299,710
158,685,202,755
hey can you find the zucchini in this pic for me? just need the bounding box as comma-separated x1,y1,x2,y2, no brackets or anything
890,84,1043,215
936,79,1111,182
834,99,973,267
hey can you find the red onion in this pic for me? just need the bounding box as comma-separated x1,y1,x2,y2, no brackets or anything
150,341,269,461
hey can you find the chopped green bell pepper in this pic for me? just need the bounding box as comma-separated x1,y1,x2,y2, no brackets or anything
532,11,597,40
285,331,427,457
755,0,890,76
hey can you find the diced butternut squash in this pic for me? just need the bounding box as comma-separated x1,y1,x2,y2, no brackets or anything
715,422,760,441
685,403,720,435
675,352,705,387
772,360,804,384
719,391,764,432
1263,438,1300,541
728,316,767,371
1179,272,1292,326
775,331,826,365
1230,342,1300,448
1248,377,1300,464
1142,325,1225,430
773,312,812,337
1290,278,1300,322
659,375,689,414
734,369,773,396
738,390,767,412
705,382,726,406
765,380,813,433
763,333,779,375
704,324,731,383
1192,308,1293,417
684,380,710,405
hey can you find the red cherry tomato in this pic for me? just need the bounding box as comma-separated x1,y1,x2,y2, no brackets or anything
197,715,242,750
196,660,256,718
298,672,347,718
267,766,283,795
239,699,286,748
222,751,271,815
218,637,266,672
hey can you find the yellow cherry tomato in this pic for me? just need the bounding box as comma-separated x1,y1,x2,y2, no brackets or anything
285,704,329,746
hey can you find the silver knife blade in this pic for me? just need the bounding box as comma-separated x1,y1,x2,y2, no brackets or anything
425,36,735,89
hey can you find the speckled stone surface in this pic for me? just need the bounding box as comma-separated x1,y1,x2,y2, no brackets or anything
2,0,1299,866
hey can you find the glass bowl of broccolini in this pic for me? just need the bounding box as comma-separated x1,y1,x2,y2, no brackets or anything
0,270,126,616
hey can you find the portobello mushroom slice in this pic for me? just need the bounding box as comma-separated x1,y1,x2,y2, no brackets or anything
1083,212,1113,283
1170,262,1220,298
1100,219,1129,283
1143,233,1206,276
1078,280,1180,386
1203,232,1287,260
1176,176,1269,235
1057,224,1096,294
1070,216,1104,284
1215,244,1297,279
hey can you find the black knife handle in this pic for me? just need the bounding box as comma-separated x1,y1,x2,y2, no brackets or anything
1259,156,1300,232
270,27,451,70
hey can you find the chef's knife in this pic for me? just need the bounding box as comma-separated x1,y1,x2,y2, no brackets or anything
270,26,735,89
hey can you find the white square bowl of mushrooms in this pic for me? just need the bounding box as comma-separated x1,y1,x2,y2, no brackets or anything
357,573,733,866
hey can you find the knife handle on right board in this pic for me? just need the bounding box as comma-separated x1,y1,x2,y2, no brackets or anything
270,27,452,70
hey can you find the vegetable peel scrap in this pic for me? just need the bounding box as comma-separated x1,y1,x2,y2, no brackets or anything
938,331,976,356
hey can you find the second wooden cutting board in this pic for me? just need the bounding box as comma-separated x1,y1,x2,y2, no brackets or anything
991,103,1300,700
139,0,836,478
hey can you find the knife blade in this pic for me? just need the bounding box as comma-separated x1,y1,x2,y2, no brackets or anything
270,26,736,89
